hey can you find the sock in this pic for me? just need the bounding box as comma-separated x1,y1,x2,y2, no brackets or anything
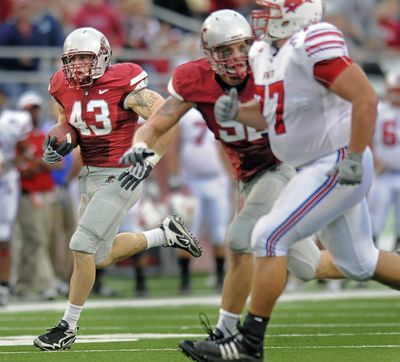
216,308,241,336
93,269,104,293
242,312,269,339
178,257,190,287
143,228,165,249
396,237,400,250
215,257,225,282
0,281,9,288
62,301,84,330
135,266,146,290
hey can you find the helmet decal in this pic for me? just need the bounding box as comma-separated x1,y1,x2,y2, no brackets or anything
284,0,314,13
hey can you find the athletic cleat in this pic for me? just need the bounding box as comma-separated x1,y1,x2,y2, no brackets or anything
179,313,226,360
179,340,204,361
34,320,77,351
199,312,225,341
161,214,202,258
183,332,263,361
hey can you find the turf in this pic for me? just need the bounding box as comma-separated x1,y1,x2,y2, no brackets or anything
0,286,399,362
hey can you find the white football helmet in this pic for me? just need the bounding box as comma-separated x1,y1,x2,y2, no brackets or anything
200,9,253,79
61,27,112,88
252,0,326,42
385,71,400,106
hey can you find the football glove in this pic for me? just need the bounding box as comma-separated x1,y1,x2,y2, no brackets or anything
214,87,239,123
326,152,363,185
118,144,155,166
42,136,74,164
118,161,153,191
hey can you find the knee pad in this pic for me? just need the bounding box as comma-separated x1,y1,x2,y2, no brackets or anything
69,227,97,254
226,213,257,253
335,260,376,282
287,237,321,282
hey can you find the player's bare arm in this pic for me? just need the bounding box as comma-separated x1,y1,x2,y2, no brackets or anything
126,88,165,120
237,99,267,131
330,63,378,154
134,96,192,150
56,102,67,124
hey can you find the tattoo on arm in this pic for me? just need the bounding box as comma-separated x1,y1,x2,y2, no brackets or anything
133,90,159,115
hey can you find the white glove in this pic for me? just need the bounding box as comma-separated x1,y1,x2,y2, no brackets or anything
326,152,363,185
214,88,239,123
118,143,155,166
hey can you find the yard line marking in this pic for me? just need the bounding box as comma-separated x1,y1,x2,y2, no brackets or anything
1,345,400,355
2,330,400,347
0,333,204,346
0,290,398,314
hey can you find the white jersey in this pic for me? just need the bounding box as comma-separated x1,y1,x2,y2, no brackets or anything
373,101,400,171
0,109,32,175
179,108,227,179
250,22,351,167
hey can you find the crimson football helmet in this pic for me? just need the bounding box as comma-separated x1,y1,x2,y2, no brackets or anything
61,27,112,88
252,0,326,42
200,9,253,80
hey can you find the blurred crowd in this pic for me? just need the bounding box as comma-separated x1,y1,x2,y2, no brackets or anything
0,0,400,101
1,0,400,303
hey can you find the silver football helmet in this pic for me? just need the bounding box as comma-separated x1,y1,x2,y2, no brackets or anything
200,9,253,80
61,27,112,88
252,0,326,43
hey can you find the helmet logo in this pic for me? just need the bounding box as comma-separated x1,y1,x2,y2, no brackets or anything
284,0,314,13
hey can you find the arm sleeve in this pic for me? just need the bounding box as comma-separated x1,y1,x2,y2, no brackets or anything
313,56,353,87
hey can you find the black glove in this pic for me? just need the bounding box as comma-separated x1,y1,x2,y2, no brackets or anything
326,152,363,185
42,136,74,164
118,161,153,191
118,144,155,166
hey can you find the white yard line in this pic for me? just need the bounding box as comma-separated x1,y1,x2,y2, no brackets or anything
0,289,398,314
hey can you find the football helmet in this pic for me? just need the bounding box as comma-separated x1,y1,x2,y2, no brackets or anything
252,0,326,42
61,27,112,88
385,71,400,106
200,9,253,80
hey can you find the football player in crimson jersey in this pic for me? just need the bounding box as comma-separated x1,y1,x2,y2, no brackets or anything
199,0,400,360
34,27,202,352
120,9,346,356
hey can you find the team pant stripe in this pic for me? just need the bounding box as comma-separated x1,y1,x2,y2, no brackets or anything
266,148,346,255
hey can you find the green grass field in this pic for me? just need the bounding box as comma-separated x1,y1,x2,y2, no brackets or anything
0,274,399,362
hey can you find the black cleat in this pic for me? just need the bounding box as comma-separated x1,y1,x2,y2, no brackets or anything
180,323,263,362
199,312,225,341
161,215,202,257
188,335,262,361
34,320,77,351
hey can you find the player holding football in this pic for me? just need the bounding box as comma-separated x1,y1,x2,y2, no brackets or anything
188,0,400,360
33,27,202,351
119,9,348,356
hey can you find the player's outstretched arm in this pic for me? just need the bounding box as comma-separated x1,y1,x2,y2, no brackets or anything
215,88,267,130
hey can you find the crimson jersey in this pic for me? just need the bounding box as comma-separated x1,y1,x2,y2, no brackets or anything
168,58,278,182
49,63,148,167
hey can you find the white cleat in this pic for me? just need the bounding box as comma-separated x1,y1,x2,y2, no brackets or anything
161,215,202,258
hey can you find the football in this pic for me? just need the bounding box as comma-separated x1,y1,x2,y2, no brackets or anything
48,123,79,148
